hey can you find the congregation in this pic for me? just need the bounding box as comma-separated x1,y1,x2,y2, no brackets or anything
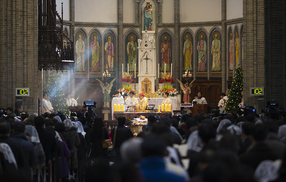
0,106,286,182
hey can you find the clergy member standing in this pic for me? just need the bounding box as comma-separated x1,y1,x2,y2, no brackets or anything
42,93,54,114
218,93,226,113
126,91,139,107
66,93,78,106
137,93,149,112
161,92,171,105
194,91,207,104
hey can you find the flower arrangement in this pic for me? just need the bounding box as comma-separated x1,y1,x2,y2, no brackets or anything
156,88,178,97
118,88,137,94
159,78,175,83
119,78,134,83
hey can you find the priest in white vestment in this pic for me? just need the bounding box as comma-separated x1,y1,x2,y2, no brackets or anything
194,91,207,104
66,93,78,106
218,93,226,113
161,92,171,105
42,94,54,114
125,91,139,106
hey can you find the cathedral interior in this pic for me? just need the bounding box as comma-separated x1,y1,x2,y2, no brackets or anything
0,0,285,118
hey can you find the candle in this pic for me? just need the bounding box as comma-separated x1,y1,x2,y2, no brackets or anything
158,63,160,78
134,63,136,78
117,104,121,112
171,63,173,77
169,104,172,112
122,64,124,76
158,106,160,112
114,104,117,112
161,104,164,112
164,63,166,74
121,104,124,112
127,64,129,73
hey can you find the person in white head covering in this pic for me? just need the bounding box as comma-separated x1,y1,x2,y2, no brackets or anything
216,119,231,134
25,125,46,169
278,124,286,143
0,143,18,170
187,130,203,152
54,115,62,123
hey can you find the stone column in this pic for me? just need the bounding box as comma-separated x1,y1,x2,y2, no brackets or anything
221,0,227,92
0,0,39,114
243,0,265,110
173,0,180,90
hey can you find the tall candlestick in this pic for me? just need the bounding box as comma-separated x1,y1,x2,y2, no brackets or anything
122,64,124,76
164,63,166,74
171,63,173,77
134,63,136,78
158,63,160,78
127,64,129,73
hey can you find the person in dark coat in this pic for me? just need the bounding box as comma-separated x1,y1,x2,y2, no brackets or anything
240,124,279,170
0,120,30,180
111,116,133,155
34,116,57,165
10,123,36,169
87,117,109,159
142,115,156,132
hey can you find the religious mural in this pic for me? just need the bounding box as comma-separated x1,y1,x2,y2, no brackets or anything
104,32,115,72
126,33,138,72
210,30,221,72
143,1,154,31
235,28,239,68
75,30,86,72
196,31,207,72
159,33,172,72
229,29,234,71
89,31,101,72
183,32,193,71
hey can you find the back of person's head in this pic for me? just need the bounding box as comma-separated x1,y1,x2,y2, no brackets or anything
264,120,279,134
20,113,28,121
160,117,171,127
270,110,280,120
112,162,144,182
171,119,179,128
13,123,25,133
0,120,11,135
6,107,13,112
23,117,34,126
251,124,268,142
223,115,234,123
236,116,246,123
194,114,203,123
202,162,230,182
141,134,167,158
181,114,192,123
242,122,254,136
85,163,113,182
147,115,156,124
219,134,240,154
118,116,126,126
120,138,143,163
186,117,199,130
245,114,255,123
201,119,215,126
45,119,55,127
55,123,65,133
199,124,216,144
151,122,170,135
34,116,45,128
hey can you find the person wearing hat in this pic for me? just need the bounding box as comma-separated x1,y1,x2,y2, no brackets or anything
161,92,171,105
126,91,138,107
136,93,149,112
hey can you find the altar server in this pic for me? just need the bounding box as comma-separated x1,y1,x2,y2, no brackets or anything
194,91,207,104
126,91,138,106
137,93,149,112
161,92,171,105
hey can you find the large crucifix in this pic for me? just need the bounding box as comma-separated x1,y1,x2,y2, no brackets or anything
143,53,151,74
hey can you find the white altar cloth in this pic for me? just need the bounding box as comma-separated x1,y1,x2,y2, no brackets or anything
111,96,181,120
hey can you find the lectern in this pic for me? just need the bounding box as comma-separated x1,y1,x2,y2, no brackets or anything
192,104,208,115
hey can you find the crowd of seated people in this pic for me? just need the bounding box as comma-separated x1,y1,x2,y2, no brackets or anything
0,107,286,182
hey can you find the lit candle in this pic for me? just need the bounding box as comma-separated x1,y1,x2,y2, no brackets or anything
121,104,124,112
161,104,164,112
134,63,136,78
122,64,124,76
114,104,117,112
171,63,173,77
117,104,121,112
158,106,160,113
164,63,166,74
169,104,172,112
158,63,160,78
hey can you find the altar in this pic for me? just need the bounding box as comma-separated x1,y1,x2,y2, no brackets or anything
111,96,180,120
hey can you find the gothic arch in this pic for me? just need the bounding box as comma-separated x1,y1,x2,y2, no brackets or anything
194,28,208,76
157,29,175,70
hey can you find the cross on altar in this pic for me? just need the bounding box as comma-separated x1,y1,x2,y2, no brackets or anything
143,54,151,74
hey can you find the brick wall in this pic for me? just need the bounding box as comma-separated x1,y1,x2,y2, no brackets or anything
0,0,39,114
243,0,265,110
264,0,286,109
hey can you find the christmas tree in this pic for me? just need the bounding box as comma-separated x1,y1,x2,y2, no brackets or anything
44,71,69,114
225,66,243,114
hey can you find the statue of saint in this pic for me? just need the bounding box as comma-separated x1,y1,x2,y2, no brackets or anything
96,78,116,102
144,2,153,31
